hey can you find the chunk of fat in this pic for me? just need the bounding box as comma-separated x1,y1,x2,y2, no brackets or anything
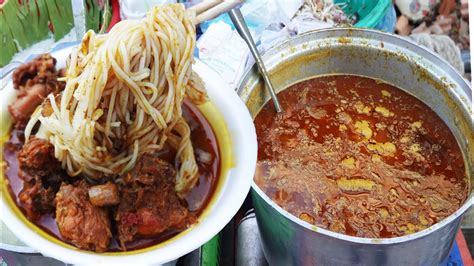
337,177,375,193
355,120,373,139
367,142,396,156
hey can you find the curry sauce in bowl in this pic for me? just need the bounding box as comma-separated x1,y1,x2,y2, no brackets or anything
3,100,220,251
254,74,468,238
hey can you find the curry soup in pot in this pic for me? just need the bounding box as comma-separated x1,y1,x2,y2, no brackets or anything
254,74,468,238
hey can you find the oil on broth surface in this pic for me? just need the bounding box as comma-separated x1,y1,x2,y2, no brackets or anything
254,75,468,238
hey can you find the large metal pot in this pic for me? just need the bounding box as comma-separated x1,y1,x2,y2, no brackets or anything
238,28,473,265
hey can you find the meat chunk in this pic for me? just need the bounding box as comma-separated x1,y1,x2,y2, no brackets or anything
125,153,176,185
18,137,62,181
8,83,49,128
17,137,67,219
56,181,112,252
18,176,56,220
116,154,196,248
9,54,65,129
12,54,57,89
88,182,120,207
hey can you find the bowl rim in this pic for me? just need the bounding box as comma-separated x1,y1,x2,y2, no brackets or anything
0,46,258,264
243,27,473,245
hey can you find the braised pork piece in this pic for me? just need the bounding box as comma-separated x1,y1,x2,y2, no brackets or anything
8,54,65,128
56,181,112,252
17,137,69,220
116,154,196,247
254,75,468,238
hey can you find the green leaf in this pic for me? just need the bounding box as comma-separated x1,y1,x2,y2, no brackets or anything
0,10,18,66
85,0,100,32
0,0,74,66
45,0,74,40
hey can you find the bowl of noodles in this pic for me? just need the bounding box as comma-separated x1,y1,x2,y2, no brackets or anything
0,4,257,264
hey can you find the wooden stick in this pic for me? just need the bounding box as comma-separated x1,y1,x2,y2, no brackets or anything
188,0,222,14
194,1,242,25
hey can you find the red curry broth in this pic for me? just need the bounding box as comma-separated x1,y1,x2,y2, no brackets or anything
254,75,468,238
3,101,220,251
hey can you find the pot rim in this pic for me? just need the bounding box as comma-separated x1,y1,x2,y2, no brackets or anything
246,27,473,245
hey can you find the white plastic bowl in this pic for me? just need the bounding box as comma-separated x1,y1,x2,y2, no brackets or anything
0,46,257,264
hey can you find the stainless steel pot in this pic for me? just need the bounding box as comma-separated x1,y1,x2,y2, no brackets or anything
237,28,473,266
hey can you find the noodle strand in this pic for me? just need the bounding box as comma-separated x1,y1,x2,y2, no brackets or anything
25,4,206,196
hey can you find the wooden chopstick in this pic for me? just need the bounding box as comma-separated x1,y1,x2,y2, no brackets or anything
193,1,243,25
188,0,221,14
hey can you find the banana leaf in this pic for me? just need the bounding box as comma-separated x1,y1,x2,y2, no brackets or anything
85,0,100,33
0,8,18,66
0,0,51,66
45,0,74,40
0,0,111,67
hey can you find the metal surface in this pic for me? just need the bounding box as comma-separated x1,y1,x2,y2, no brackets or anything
236,210,268,266
238,28,474,266
228,8,282,113
232,209,469,266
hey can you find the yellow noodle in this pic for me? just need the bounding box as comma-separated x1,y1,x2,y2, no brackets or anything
24,4,206,196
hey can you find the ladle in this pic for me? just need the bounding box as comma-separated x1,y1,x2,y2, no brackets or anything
229,8,283,113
